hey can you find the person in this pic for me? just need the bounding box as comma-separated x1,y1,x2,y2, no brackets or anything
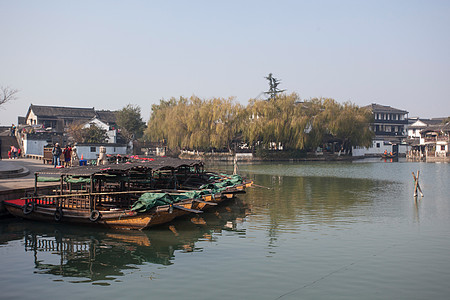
384,150,387,155
11,146,17,159
63,145,72,167
52,143,62,167
10,124,16,137
17,148,21,158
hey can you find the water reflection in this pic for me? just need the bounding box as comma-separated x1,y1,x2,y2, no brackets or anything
246,174,400,224
0,198,250,284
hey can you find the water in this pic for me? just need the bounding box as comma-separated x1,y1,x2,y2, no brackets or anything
1,159,449,300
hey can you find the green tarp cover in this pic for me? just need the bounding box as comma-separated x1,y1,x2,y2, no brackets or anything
37,176,61,182
65,177,91,184
131,174,243,213
131,192,192,212
37,176,91,183
200,174,243,191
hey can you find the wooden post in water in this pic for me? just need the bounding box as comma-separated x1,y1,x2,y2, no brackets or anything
233,154,238,175
412,170,424,198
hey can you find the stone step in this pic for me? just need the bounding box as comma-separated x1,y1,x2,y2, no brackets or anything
0,162,30,179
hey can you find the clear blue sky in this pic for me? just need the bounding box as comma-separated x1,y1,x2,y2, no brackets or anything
1,0,449,125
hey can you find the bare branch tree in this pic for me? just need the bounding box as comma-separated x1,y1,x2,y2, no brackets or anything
0,86,19,107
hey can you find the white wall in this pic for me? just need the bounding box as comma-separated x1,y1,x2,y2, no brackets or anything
352,140,409,156
83,118,117,143
75,144,127,160
23,139,47,156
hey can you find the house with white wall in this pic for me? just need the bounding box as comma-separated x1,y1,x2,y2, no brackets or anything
74,143,127,160
83,117,118,144
352,103,409,156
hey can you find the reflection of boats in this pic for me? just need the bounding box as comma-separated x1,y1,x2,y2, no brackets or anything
1,199,249,283
4,158,253,230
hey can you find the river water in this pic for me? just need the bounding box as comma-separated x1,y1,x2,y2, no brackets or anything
0,159,449,300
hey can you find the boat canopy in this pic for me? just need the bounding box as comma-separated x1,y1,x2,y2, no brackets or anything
35,158,204,177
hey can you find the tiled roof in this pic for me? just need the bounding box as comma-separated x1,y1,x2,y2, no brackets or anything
26,105,117,123
29,104,96,119
365,103,408,114
95,110,117,124
422,122,450,133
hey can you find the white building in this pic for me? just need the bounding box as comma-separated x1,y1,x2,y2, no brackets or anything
83,117,118,144
75,143,127,160
407,118,445,140
352,103,409,156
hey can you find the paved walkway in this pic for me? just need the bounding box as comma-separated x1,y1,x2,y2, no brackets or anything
0,158,55,191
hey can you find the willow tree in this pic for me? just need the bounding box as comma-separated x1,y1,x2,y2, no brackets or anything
327,102,374,151
242,93,311,150
145,97,187,148
242,95,373,152
145,96,243,151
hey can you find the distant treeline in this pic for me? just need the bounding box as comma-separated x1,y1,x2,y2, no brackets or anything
144,93,374,153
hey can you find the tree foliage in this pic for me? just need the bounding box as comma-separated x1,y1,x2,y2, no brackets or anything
145,94,374,153
116,104,146,142
242,94,373,151
68,122,108,144
145,96,243,151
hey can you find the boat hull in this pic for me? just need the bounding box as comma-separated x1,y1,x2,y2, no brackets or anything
192,180,253,211
4,200,193,230
3,180,253,230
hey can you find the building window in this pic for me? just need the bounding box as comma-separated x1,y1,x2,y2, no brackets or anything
441,145,446,151
90,147,96,152
376,143,380,148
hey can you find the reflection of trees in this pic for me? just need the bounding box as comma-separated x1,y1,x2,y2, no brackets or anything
245,173,395,244
1,199,249,284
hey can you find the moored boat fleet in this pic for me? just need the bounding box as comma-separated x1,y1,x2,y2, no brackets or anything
3,157,253,230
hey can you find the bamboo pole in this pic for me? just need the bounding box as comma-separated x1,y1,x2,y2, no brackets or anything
251,183,272,190
412,170,424,198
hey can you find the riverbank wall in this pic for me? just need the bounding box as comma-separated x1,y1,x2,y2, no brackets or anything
179,151,359,162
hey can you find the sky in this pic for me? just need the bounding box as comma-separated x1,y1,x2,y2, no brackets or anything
1,0,449,125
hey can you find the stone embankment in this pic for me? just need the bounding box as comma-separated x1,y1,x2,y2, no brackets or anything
0,158,56,217
179,150,358,162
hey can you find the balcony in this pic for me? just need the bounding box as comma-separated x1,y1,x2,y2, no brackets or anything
373,119,408,125
425,136,450,143
374,131,406,137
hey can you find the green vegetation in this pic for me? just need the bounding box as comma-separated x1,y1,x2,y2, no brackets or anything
145,96,243,151
68,122,108,144
115,104,146,142
144,93,374,155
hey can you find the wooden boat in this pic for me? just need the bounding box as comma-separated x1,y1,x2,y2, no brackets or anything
381,153,397,159
3,157,252,230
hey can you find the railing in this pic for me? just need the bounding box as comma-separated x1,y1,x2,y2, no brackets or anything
373,119,408,124
374,131,406,137
424,136,450,143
